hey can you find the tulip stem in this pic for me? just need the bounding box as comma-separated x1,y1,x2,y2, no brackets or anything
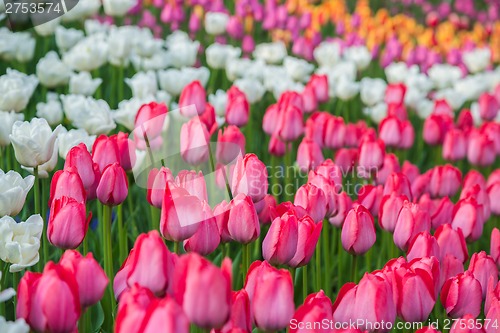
323,221,331,294
0,262,7,317
337,233,343,290
150,206,160,232
315,238,321,291
117,204,127,263
101,204,114,332
33,166,46,270
174,241,180,255
302,265,308,301
242,243,250,285
352,255,358,283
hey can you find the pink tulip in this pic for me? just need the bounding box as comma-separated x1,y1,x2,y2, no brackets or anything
334,148,358,174
294,183,328,223
288,217,322,268
301,82,318,113
49,168,86,207
467,251,499,299
378,116,414,149
479,92,499,121
173,253,231,329
393,201,431,251
485,300,500,333
231,153,268,202
290,291,333,333
329,191,353,227
383,172,413,201
276,104,304,142
376,153,401,185
184,201,221,256
309,74,329,103
255,194,277,224
48,196,90,249
64,143,96,193
215,290,252,333
429,196,455,229
268,134,287,156
417,327,442,333
357,184,383,216
428,165,462,198
401,160,420,183
385,83,406,106
59,250,108,308
467,130,496,166
324,115,346,149
423,114,453,145
175,170,208,202
180,118,210,166
115,285,155,333
451,197,484,242
443,128,467,161
179,81,207,117
341,205,376,255
378,193,407,232
262,104,279,136
440,271,482,318
216,126,246,165
262,212,299,265
487,182,500,216
139,297,190,333
491,228,500,268
96,163,128,206
92,134,120,173
406,231,440,262
17,263,81,333
297,138,324,172
440,254,464,289
435,224,468,263
316,159,343,191
450,314,486,333
146,167,174,208
227,194,260,244
110,132,136,171
133,102,168,150
307,170,337,217
358,136,385,174
226,87,249,127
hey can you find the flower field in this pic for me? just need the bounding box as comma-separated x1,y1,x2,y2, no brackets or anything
0,0,499,332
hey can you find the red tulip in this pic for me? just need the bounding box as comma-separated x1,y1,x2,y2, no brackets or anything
290,290,333,333
428,165,462,198
406,231,440,262
17,262,81,333
227,194,260,244
393,201,431,251
180,118,210,166
226,87,249,126
133,102,168,150
378,193,407,232
59,250,108,308
435,224,468,263
297,138,324,172
467,251,498,299
294,183,328,223
184,201,221,256
491,228,500,268
216,126,246,165
92,134,120,173
262,212,299,265
146,167,174,208
48,196,90,249
111,132,137,171
479,92,499,121
288,217,322,267
443,128,467,161
173,253,231,329
160,186,203,242
64,143,96,193
231,153,268,203
440,271,482,318
333,273,396,332
276,104,304,142
451,197,484,242
96,162,128,206
341,205,376,255
215,290,252,333
49,167,86,207
179,80,207,116
126,231,172,296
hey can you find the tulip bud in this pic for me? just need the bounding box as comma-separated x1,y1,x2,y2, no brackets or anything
268,134,287,156
301,82,318,113
288,217,322,267
48,196,90,249
406,231,440,262
358,136,385,174
428,165,462,198
216,126,246,164
440,272,482,318
491,228,500,268
255,194,277,224
179,81,207,117
290,291,333,333
226,87,249,127
329,191,353,228
49,167,86,207
467,251,498,299
276,104,304,142
394,201,431,251
309,74,329,103
227,194,260,244
139,296,190,333
357,184,383,216
342,205,376,255
184,201,221,256
110,132,136,171
478,92,499,121
134,102,168,150
59,250,108,308
215,290,252,333
423,114,453,145
297,138,324,172
324,115,346,149
376,153,401,185
467,131,496,167
440,254,464,289
115,285,155,332
294,183,328,223
146,167,174,208
383,172,413,201
443,129,467,161
435,224,468,263
378,193,408,233
96,163,128,206
180,118,210,166
64,143,96,192
262,213,299,265
452,197,484,242
385,83,406,106
231,153,268,202
92,134,120,173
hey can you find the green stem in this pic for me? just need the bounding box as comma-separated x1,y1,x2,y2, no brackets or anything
337,230,343,290
284,148,294,202
150,206,160,232
242,243,250,285
117,204,127,263
41,178,49,263
352,255,358,283
0,262,8,317
315,237,321,291
302,265,308,301
101,204,114,332
174,241,180,255
322,221,330,294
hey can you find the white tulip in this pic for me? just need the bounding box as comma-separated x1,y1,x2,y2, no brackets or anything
206,43,241,69
263,65,290,92
204,12,229,35
36,51,72,88
69,71,102,96
428,64,462,89
0,170,34,217
36,93,63,126
130,50,170,71
463,48,491,74
434,89,466,110
21,139,59,179
84,19,111,35
335,77,359,101
405,72,433,93
225,58,253,82
34,16,61,37
158,67,209,96
13,33,35,63
454,74,488,101
0,215,43,272
313,41,342,67
253,42,287,64
404,88,426,110
343,46,371,71
61,0,100,22
385,62,419,84
165,31,191,46
0,317,29,333
103,0,135,16
234,78,265,103
360,77,387,107
363,103,388,124
283,56,314,82
63,34,109,72
415,99,434,119
57,127,96,159
0,28,18,61
10,118,61,168
470,102,483,126
125,71,158,99
0,111,24,146
0,69,38,112
167,39,200,69
61,95,116,135
107,27,133,67
55,26,85,53
113,97,147,131
208,90,228,117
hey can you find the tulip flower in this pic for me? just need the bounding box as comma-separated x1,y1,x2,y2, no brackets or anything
175,170,208,203
376,153,400,185
429,196,455,230
49,167,86,207
384,83,406,106
378,116,414,149
451,197,484,242
290,291,333,333
491,228,500,268
17,262,81,333
263,104,280,136
48,196,90,249
64,143,97,193
215,290,252,333
324,115,346,149
180,118,210,166
443,129,467,161
478,92,499,121
227,194,260,244
216,126,246,165
137,297,190,333
255,194,277,224
467,130,496,167
357,136,385,174
378,193,408,232
393,201,431,251
110,132,136,171
288,217,322,268
301,82,318,113
184,201,221,256
115,285,155,332
297,138,324,172
440,271,482,318
96,163,128,206
341,205,376,255
435,224,468,263
9,118,62,168
179,81,207,117
467,251,498,299
307,171,337,217
146,167,174,208
0,170,34,217
428,165,462,198
133,102,168,150
329,191,353,228
423,114,453,145
173,253,231,329
59,250,108,308
268,134,287,156
383,172,413,201
406,231,440,262
276,104,304,142
231,153,268,203
92,134,120,173
309,74,329,103
440,254,465,289
225,86,249,127
262,212,299,265
333,273,396,332
294,183,328,223
357,184,384,216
